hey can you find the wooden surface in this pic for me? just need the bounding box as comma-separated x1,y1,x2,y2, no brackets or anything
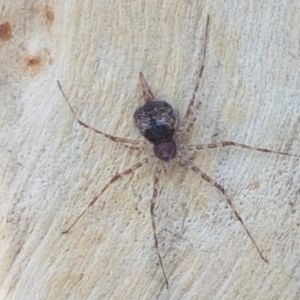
1,1,300,299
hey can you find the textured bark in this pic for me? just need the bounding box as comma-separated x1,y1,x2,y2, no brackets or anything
1,1,300,299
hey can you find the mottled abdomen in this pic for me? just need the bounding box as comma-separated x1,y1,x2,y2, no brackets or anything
134,100,178,145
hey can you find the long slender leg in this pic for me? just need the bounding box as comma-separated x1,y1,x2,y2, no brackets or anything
57,81,145,150
62,157,149,234
177,152,268,263
180,141,300,158
150,164,169,288
139,72,157,102
178,15,210,134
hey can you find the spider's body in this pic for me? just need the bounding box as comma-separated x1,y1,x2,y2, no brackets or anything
134,98,178,161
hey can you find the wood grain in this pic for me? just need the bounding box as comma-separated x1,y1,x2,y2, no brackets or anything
1,1,300,299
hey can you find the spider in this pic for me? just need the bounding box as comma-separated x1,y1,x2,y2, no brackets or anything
57,16,299,288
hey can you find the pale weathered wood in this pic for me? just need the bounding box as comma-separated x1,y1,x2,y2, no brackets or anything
1,1,300,299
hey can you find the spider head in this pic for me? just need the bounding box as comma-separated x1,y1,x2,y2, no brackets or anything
154,140,177,162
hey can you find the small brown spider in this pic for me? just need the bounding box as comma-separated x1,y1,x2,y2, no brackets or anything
58,16,299,288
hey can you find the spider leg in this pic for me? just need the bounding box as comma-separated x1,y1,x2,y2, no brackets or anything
178,15,210,134
150,164,169,288
62,157,149,234
181,141,300,158
177,152,268,263
139,72,157,102
57,80,145,150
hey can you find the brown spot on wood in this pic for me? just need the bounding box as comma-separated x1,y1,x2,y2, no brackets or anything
0,22,12,41
201,213,209,220
27,56,41,67
45,5,54,26
23,53,47,76
247,181,260,190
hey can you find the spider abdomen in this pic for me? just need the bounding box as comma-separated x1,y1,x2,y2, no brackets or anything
134,100,178,145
